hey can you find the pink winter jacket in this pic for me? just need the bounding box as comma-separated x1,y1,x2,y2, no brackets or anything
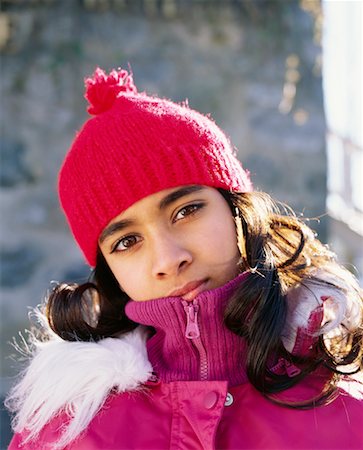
7,274,363,449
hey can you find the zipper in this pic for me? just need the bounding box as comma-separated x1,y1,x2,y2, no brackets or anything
182,300,209,380
271,357,301,377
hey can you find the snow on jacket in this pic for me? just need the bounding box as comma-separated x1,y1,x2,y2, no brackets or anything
6,273,363,449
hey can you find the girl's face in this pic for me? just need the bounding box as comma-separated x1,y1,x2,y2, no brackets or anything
98,185,240,301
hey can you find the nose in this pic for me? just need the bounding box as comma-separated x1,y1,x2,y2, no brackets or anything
150,232,192,279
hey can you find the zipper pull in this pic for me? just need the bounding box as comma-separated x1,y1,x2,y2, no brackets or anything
182,300,200,339
284,360,301,377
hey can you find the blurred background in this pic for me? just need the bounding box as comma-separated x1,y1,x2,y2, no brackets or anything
0,0,362,447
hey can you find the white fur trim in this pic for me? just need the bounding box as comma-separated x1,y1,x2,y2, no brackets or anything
282,271,362,353
338,373,363,400
6,314,153,449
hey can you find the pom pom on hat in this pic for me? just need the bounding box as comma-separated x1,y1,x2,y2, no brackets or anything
85,67,137,115
59,67,252,266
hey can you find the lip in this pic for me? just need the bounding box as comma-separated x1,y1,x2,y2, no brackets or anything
168,279,208,301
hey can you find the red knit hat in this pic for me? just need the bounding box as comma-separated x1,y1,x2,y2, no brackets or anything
59,67,252,266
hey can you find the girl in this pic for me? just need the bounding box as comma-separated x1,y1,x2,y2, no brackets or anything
6,67,363,449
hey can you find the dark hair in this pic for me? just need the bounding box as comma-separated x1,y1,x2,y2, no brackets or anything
219,190,362,406
45,190,363,406
46,252,137,341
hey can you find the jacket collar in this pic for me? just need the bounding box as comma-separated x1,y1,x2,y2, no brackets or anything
125,272,249,387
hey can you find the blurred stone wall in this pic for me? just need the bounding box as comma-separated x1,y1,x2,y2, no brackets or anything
1,0,325,383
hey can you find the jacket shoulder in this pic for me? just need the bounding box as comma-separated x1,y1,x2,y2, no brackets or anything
6,323,152,449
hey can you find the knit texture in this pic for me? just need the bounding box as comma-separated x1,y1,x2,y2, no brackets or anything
125,272,249,387
58,68,252,266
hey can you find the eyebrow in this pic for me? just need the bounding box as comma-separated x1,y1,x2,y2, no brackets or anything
99,185,205,244
158,185,204,210
99,218,135,244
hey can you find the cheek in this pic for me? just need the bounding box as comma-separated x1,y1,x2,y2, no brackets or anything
196,216,238,261
215,216,238,250
117,273,145,300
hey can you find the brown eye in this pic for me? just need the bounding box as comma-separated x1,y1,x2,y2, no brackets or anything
173,202,206,222
111,235,140,253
